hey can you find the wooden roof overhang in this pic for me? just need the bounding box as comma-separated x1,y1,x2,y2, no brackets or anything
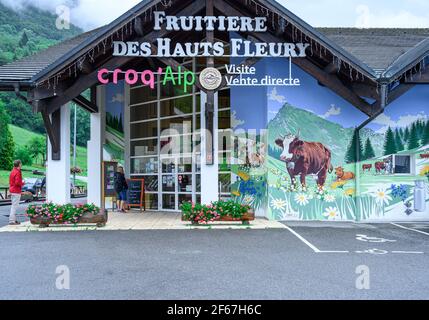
1,0,428,160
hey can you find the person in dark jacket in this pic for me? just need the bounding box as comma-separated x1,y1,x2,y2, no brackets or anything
9,160,24,225
114,166,128,213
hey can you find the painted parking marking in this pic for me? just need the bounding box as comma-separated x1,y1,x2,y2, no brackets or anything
283,224,349,254
356,234,396,243
390,223,429,236
391,251,424,254
283,222,425,255
355,249,424,255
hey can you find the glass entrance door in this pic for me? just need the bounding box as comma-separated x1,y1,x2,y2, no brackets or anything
161,156,194,211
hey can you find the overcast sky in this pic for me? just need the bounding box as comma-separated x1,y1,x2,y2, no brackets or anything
1,0,429,30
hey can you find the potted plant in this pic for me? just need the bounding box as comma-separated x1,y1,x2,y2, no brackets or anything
26,203,107,228
181,200,254,225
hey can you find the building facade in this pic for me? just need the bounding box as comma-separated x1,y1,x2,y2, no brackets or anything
0,0,428,221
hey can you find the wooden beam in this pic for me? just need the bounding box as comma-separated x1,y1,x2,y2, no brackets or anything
134,17,144,37
351,83,379,101
294,58,377,116
41,109,61,160
72,94,99,113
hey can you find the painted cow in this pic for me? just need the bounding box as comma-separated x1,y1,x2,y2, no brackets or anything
374,161,386,174
275,133,333,187
362,164,372,172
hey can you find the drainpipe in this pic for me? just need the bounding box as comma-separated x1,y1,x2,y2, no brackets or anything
355,83,388,221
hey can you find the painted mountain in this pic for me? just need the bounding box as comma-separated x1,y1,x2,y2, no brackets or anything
268,104,384,166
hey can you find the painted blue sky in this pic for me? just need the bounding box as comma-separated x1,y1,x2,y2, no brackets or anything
266,58,368,128
105,81,125,122
366,86,429,133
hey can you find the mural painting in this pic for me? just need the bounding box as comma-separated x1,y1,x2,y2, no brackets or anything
231,57,429,221
104,81,125,164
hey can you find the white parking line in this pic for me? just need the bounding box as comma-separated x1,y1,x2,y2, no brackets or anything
390,223,429,236
283,224,349,254
392,251,424,254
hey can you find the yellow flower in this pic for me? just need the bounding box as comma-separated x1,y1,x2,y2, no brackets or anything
420,165,429,176
344,188,355,197
330,180,347,189
237,171,250,181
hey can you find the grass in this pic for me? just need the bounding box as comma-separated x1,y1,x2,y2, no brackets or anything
0,125,88,187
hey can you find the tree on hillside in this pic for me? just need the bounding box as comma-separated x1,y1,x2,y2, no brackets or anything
422,120,429,146
363,138,376,160
408,122,420,150
394,128,404,152
345,128,363,163
0,103,15,170
383,127,397,155
28,136,46,165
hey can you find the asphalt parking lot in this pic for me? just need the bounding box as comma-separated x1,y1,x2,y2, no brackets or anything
0,217,429,300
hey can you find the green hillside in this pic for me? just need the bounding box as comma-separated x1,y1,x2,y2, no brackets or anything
0,125,87,187
268,104,384,166
0,3,90,147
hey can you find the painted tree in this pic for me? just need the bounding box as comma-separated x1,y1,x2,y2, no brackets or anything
363,138,376,160
422,120,429,146
383,126,397,155
0,102,15,170
408,122,420,150
345,128,363,163
394,128,404,152
403,126,410,142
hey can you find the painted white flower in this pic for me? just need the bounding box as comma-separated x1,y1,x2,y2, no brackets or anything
270,198,287,211
294,193,309,206
323,206,340,220
324,194,336,203
372,188,392,205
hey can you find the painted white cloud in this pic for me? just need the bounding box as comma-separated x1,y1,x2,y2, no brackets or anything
374,112,428,133
111,93,124,103
320,104,341,119
267,87,287,104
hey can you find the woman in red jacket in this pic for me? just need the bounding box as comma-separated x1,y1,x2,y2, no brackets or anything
9,160,23,225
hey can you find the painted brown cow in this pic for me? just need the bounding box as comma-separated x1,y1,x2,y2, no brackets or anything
362,164,372,172
275,134,333,187
375,161,386,174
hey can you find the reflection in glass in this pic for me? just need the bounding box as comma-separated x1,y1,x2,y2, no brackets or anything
131,157,158,174
178,174,192,192
162,194,176,210
131,121,158,139
162,175,176,192
145,193,158,210
131,139,158,156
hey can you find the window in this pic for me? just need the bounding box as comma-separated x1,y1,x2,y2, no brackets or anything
394,155,412,174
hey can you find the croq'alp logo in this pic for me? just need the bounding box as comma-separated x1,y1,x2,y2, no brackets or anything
97,66,196,93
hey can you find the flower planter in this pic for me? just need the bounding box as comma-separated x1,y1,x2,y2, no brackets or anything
30,210,108,228
182,210,255,225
